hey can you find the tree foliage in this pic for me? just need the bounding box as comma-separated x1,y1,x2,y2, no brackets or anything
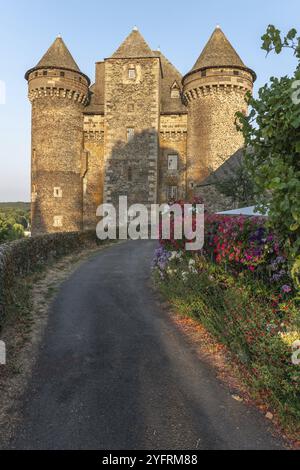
213,156,255,207
237,25,300,289
0,207,29,244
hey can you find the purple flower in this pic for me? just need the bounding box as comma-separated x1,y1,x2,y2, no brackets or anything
282,285,292,294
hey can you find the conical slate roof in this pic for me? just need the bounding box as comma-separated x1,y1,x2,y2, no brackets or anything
190,27,246,73
112,28,156,58
35,36,81,72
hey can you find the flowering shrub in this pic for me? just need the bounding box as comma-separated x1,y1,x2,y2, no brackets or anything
157,208,294,294
159,198,203,253
204,215,293,293
153,210,300,433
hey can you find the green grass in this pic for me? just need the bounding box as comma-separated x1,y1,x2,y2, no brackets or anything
154,258,300,436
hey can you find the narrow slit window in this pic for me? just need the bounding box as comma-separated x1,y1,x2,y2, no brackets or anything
53,187,62,198
127,128,135,142
168,186,178,201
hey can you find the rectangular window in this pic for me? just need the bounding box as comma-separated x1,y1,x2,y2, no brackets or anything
168,154,178,171
53,216,63,228
53,187,62,198
128,68,136,79
168,186,178,201
127,128,135,142
60,71,65,77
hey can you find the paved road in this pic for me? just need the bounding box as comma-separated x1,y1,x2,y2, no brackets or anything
8,241,285,450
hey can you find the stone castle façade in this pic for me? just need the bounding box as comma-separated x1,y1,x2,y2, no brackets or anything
25,27,256,235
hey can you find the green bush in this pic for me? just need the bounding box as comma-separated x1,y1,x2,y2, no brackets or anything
237,25,300,289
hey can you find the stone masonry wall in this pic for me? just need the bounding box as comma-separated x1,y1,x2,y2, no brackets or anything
159,114,187,203
196,184,235,213
28,69,89,235
103,57,161,209
183,67,253,199
83,115,105,229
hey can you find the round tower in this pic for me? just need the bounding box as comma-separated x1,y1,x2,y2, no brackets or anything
25,36,90,235
183,27,256,198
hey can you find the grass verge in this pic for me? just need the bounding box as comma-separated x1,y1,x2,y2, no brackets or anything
154,256,300,445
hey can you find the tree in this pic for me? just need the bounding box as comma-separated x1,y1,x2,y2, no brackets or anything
237,25,300,288
0,213,25,243
212,152,256,207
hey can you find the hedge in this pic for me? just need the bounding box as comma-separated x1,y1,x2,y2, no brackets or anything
0,231,101,327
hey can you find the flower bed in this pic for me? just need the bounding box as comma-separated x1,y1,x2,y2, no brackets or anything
153,212,300,433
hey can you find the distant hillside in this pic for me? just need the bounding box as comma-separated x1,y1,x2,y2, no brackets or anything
0,202,30,212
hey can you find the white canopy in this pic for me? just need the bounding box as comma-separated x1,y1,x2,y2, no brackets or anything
217,206,268,217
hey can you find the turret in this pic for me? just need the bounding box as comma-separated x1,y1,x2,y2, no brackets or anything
183,27,256,198
25,36,90,235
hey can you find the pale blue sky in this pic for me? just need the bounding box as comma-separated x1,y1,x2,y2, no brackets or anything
0,0,298,201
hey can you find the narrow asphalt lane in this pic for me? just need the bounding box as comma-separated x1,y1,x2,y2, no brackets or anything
9,241,285,450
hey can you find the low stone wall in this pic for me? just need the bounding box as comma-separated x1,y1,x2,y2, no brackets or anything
0,231,100,328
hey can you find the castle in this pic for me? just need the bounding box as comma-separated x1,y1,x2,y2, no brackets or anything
25,27,256,235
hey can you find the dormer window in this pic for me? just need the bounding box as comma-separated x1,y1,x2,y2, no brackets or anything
168,186,178,201
171,81,180,99
128,68,136,79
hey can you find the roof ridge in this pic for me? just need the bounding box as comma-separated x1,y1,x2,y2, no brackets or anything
154,51,182,78
35,36,81,72
189,27,246,74
112,29,155,59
